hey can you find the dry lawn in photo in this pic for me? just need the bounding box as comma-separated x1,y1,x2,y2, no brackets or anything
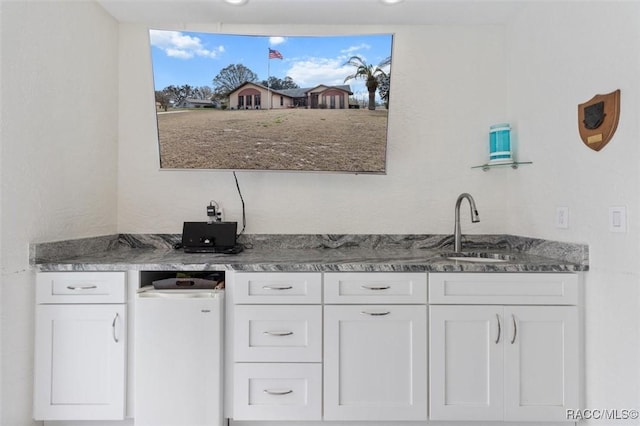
156,108,388,172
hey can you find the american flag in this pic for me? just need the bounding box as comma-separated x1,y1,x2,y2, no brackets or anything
268,48,283,60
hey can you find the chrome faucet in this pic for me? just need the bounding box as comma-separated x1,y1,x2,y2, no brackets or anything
453,193,480,252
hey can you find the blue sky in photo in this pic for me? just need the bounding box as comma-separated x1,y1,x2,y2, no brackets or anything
149,30,393,100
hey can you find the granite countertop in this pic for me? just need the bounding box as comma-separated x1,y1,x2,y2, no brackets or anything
32,234,589,273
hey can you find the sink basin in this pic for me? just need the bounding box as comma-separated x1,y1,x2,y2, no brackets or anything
441,252,515,263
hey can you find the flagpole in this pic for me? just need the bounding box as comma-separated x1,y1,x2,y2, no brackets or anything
267,48,271,109
267,47,282,109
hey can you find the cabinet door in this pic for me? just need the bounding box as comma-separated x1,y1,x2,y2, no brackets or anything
504,306,579,421
324,305,427,421
34,304,126,420
429,305,504,421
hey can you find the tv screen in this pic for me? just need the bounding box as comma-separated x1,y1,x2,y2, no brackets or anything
150,30,393,173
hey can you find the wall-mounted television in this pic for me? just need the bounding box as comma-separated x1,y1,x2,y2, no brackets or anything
150,30,393,173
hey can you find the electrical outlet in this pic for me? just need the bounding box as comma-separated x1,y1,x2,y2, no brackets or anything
216,208,224,222
556,207,569,229
609,206,627,233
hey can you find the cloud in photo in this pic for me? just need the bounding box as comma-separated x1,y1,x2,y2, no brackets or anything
269,36,286,46
340,43,371,57
150,30,224,59
285,57,354,88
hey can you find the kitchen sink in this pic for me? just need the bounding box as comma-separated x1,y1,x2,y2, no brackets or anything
441,252,516,263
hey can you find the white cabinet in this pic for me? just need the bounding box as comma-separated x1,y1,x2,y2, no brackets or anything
229,271,580,424
503,305,579,421
34,272,127,421
429,273,580,422
231,271,428,422
429,305,504,421
324,305,427,421
323,272,428,421
231,272,323,421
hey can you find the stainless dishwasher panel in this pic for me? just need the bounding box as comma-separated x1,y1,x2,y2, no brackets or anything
135,288,223,426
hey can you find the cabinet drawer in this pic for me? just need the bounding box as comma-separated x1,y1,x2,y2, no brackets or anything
233,363,322,421
233,272,321,304
428,273,578,305
234,305,321,362
324,273,427,304
36,272,126,304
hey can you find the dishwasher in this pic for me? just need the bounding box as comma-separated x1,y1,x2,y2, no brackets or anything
135,271,224,426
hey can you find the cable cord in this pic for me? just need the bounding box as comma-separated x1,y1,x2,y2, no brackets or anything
233,171,246,237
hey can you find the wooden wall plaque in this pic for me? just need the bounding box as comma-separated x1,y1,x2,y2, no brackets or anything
578,89,620,152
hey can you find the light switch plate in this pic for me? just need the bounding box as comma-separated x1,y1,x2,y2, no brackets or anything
609,206,627,233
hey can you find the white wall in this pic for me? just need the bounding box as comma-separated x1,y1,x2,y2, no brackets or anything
506,2,640,421
0,2,119,424
117,24,509,234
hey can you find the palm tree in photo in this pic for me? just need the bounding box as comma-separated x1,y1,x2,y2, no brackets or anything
344,55,390,111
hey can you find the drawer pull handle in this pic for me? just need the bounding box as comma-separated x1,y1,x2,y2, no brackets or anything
511,314,517,344
495,314,501,344
112,313,120,343
264,389,293,396
263,330,294,336
66,284,98,291
361,285,391,291
262,285,293,291
361,311,391,316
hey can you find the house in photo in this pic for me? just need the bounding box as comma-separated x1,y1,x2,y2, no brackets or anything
176,98,216,108
228,81,353,109
298,84,352,109
228,82,281,109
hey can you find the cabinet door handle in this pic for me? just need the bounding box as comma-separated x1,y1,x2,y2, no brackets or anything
263,330,294,336
361,285,391,291
511,314,517,344
66,284,97,291
262,285,293,291
495,313,501,344
112,313,120,343
361,310,391,316
263,389,293,395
